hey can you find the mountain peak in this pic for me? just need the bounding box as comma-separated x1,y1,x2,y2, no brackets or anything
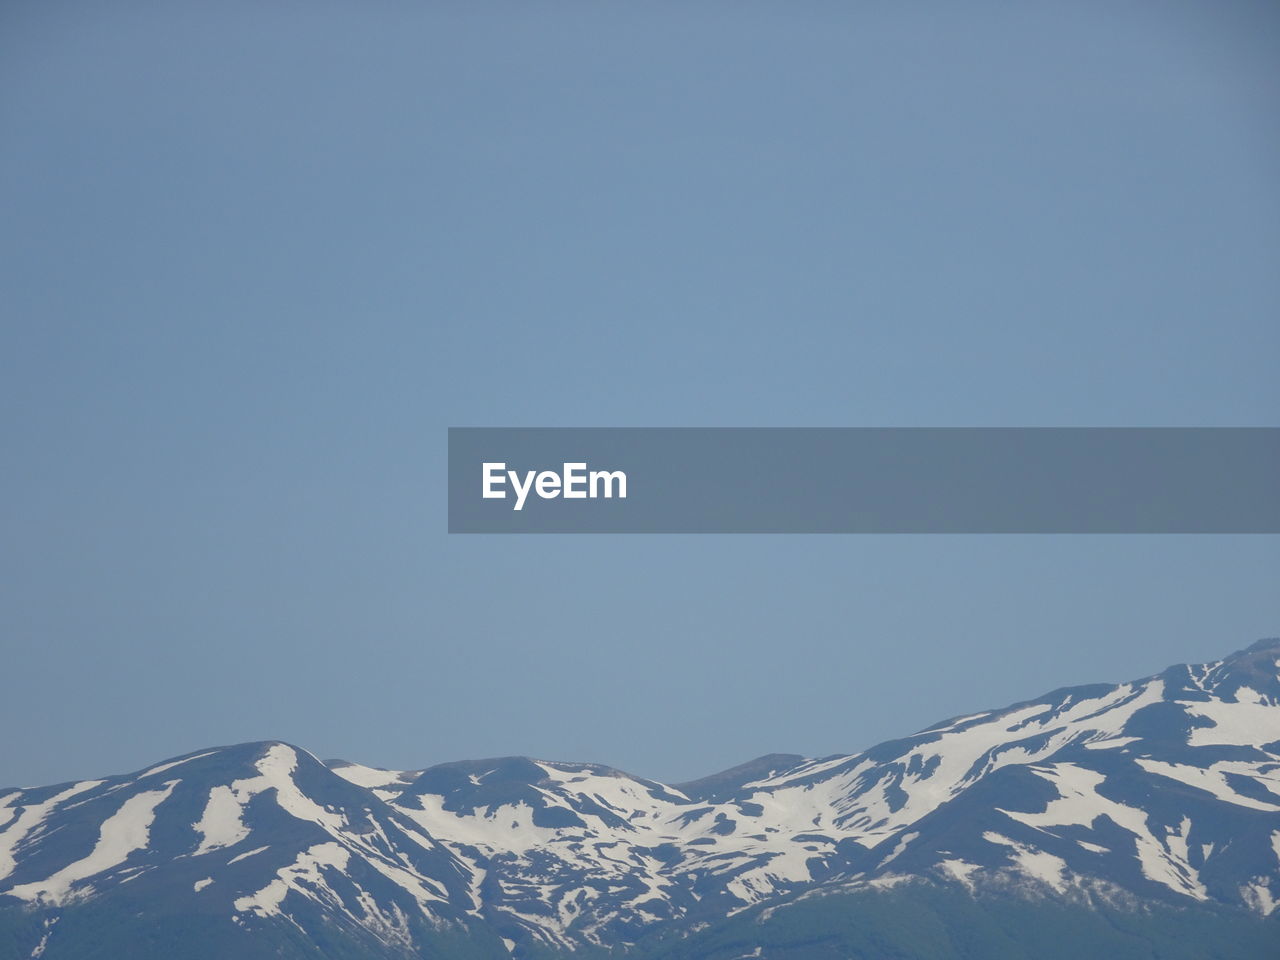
674,752,806,802
1242,636,1280,654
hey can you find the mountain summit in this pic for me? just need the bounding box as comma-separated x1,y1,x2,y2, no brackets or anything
2,641,1278,959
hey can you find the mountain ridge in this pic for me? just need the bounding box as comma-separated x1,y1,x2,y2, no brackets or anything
2,638,1277,958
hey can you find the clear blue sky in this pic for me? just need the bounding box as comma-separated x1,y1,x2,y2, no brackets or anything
2,1,1277,788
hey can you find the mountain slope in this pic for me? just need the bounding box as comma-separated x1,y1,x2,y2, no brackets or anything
0,742,504,958
2,640,1277,958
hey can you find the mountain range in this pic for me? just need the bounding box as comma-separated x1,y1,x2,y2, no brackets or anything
3,639,1279,959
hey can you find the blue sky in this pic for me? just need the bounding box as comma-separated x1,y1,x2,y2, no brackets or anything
2,1,1278,787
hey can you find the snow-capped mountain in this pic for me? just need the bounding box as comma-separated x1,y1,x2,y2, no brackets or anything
2,640,1278,959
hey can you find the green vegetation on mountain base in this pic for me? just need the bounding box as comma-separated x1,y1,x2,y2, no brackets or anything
633,883,1280,960
2,880,1275,960
0,901,508,960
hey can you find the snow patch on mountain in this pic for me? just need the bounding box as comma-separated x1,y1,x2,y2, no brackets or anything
7,780,178,904
138,751,217,780
1136,758,1280,811
1185,687,1280,747
0,782,102,883
235,841,350,917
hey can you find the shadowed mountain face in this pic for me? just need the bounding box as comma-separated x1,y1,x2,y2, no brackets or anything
2,641,1278,959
